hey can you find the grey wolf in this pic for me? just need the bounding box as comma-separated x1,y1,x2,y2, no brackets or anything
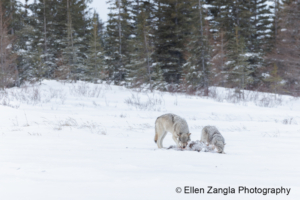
200,126,225,154
154,113,191,148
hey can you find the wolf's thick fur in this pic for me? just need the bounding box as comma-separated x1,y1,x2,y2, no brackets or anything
154,113,191,148
201,126,225,154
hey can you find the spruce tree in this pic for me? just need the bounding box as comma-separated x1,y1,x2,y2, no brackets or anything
15,1,40,84
58,0,92,81
84,11,106,83
128,0,157,89
209,0,270,89
0,1,17,88
185,0,211,94
30,0,60,78
152,0,194,90
264,64,284,96
105,0,133,84
4,0,24,86
266,0,300,95
226,26,251,96
19,0,92,81
245,0,273,89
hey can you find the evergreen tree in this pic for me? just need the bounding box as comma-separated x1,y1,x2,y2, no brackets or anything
226,26,252,96
209,0,272,89
128,0,157,89
249,0,273,52
14,1,40,84
152,0,192,88
84,11,106,82
266,0,300,95
4,0,24,86
20,0,92,81
246,0,273,89
57,0,92,81
264,64,284,95
0,1,17,88
60,0,79,80
30,0,61,78
3,0,291,96
184,0,211,94
105,0,133,84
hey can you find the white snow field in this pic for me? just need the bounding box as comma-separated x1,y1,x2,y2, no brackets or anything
0,80,299,200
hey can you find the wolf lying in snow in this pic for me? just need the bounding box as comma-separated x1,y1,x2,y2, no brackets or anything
201,126,226,154
154,113,191,149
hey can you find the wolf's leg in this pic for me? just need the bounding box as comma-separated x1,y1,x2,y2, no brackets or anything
157,131,167,148
172,134,180,147
154,128,158,144
155,119,163,148
160,131,167,148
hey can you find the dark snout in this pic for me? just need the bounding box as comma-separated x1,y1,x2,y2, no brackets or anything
179,135,191,149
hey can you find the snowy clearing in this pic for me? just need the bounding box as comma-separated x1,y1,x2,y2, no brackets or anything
0,80,300,200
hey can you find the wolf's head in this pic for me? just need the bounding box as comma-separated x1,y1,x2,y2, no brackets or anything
178,132,191,149
215,140,225,153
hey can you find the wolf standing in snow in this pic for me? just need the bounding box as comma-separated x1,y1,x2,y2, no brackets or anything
201,126,225,154
154,113,191,149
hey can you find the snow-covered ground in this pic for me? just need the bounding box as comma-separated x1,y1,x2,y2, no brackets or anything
0,80,299,200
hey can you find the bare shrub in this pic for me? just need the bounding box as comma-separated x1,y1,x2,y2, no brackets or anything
173,96,178,106
208,88,243,103
59,117,78,127
92,101,99,107
54,118,77,130
223,89,242,103
28,132,42,136
53,117,106,135
49,88,59,98
120,113,126,118
282,117,297,125
254,95,282,108
124,92,164,111
208,87,217,99
59,91,67,104
6,86,43,105
208,86,286,108
79,121,106,134
69,82,103,98
31,88,41,103
262,131,280,137
0,96,19,108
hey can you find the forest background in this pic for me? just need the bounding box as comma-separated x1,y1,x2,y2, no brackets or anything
1,0,300,97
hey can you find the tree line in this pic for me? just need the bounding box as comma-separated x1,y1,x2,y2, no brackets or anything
1,0,300,96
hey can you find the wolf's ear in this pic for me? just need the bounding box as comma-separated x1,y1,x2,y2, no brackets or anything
188,133,191,136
